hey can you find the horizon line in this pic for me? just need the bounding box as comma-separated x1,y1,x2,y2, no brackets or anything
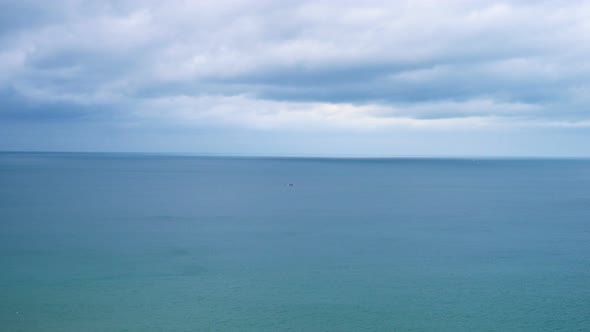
1,150,590,160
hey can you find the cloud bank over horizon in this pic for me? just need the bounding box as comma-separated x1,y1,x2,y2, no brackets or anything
1,0,589,156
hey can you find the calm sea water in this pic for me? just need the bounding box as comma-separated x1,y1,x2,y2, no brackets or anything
1,153,589,331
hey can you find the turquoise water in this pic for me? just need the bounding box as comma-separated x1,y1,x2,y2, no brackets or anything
1,153,589,331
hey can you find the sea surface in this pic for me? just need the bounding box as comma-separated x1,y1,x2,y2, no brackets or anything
1,153,589,331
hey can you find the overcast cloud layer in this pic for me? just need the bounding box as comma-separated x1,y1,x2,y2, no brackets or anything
1,0,589,156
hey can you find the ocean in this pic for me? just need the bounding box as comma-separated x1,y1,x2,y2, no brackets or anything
1,153,589,331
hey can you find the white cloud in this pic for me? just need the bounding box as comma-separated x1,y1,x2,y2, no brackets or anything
134,94,534,131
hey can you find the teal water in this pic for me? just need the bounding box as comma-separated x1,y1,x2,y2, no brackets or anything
1,153,589,331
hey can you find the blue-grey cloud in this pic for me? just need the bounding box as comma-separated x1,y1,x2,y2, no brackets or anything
1,0,589,155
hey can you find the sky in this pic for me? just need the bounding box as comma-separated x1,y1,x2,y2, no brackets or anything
1,0,589,157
